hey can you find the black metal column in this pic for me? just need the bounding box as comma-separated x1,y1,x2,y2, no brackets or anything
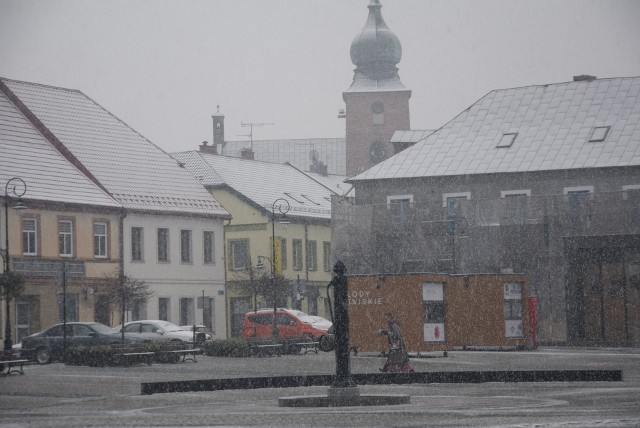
330,261,355,388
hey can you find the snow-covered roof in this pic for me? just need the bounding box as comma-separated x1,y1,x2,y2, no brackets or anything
350,76,640,181
172,151,340,220
0,89,119,208
390,130,436,144
1,78,229,218
220,138,346,176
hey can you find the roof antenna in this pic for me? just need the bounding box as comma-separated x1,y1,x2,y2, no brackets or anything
239,122,274,150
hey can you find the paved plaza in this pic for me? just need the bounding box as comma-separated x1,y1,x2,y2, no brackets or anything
1,347,640,427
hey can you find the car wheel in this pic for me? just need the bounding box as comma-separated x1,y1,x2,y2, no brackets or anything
36,347,51,365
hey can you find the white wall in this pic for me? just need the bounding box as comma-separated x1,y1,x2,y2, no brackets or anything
123,213,227,338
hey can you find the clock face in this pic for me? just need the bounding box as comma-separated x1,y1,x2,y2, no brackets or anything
371,101,384,114
369,141,387,165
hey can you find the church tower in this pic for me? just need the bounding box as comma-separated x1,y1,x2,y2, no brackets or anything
343,0,411,176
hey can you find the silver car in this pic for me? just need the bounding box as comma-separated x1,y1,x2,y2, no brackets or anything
115,320,194,343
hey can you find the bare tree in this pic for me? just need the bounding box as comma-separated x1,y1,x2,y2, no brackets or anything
102,270,153,343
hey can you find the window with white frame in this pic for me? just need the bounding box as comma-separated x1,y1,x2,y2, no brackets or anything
203,231,215,264
22,218,37,255
387,195,413,230
59,220,73,257
443,192,470,233
564,186,593,230
93,222,107,258
180,229,192,263
131,227,144,261
157,228,169,262
501,190,531,223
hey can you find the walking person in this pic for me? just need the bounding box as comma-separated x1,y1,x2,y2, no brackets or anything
379,312,414,372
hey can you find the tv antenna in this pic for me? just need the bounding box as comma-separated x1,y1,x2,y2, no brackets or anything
239,122,274,150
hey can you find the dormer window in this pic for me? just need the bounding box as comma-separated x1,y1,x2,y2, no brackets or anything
589,126,610,142
497,133,517,148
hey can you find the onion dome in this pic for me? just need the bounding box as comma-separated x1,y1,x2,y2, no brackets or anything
350,0,402,82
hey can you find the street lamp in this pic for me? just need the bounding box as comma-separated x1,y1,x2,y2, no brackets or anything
255,197,290,339
255,255,277,337
3,177,27,350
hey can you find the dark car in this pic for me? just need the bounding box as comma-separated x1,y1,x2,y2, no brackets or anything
20,322,130,365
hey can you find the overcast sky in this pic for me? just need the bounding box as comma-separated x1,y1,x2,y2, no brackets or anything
1,0,639,154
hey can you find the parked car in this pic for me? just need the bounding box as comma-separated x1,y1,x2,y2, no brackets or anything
114,320,194,343
308,315,333,331
242,308,332,343
179,325,212,341
20,322,131,365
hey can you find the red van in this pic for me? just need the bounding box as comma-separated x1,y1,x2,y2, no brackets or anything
242,308,332,342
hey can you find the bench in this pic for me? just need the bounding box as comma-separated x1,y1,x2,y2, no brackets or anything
157,342,202,363
111,345,155,366
249,343,283,357
0,350,29,375
292,342,319,355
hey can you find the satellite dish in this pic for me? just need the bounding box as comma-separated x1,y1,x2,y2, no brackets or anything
309,150,319,163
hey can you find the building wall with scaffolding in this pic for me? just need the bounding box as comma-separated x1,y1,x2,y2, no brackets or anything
333,166,640,345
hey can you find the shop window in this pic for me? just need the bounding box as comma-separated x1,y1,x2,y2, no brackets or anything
423,282,445,342
57,293,78,322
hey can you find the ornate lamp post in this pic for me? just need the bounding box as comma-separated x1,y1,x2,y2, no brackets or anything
255,198,290,338
3,177,27,350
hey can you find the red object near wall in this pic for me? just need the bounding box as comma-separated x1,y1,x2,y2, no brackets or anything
528,296,538,349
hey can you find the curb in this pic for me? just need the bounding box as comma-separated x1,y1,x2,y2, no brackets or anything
141,369,622,395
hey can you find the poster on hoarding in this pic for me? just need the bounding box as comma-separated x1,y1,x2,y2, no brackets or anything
423,282,445,342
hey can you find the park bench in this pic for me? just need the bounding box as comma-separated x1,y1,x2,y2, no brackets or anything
156,342,202,363
0,349,29,375
111,344,154,366
291,341,319,355
248,341,283,357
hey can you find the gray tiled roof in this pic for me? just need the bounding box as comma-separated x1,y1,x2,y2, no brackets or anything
220,138,346,176
390,130,436,144
2,78,229,218
172,151,341,220
350,77,640,181
0,90,119,208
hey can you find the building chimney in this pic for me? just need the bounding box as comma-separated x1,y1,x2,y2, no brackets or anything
573,75,597,82
199,141,217,154
241,148,254,160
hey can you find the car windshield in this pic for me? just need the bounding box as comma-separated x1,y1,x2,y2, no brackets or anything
89,323,117,334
